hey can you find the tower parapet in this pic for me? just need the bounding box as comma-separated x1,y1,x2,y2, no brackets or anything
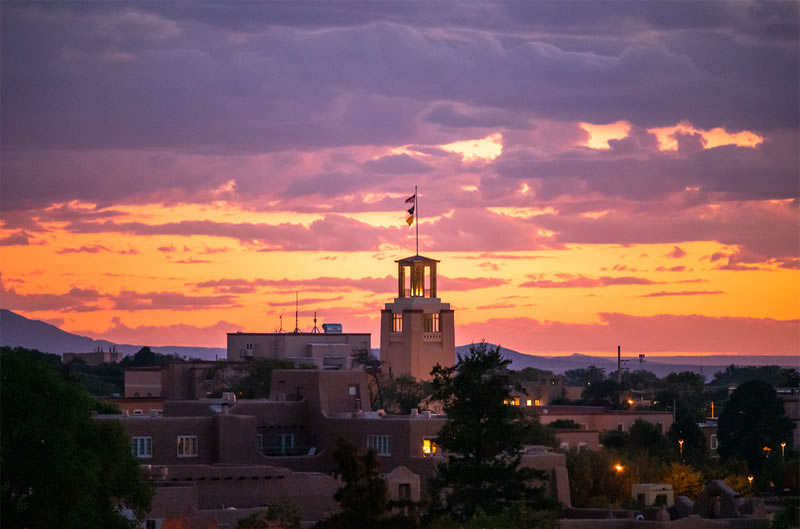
380,254,455,380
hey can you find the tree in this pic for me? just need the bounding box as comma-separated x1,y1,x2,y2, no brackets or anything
352,349,387,410
382,374,431,415
235,500,301,529
1,347,153,529
428,343,551,520
711,365,800,388
663,463,704,499
226,358,300,399
667,415,707,466
717,380,795,473
564,366,606,387
565,448,632,508
314,437,415,529
582,378,623,408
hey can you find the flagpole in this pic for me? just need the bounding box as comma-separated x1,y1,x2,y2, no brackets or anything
415,184,419,256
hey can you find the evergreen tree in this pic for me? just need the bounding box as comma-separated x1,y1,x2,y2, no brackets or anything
718,380,794,473
428,343,551,521
315,437,416,529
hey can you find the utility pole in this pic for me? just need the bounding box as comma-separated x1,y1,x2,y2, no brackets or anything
617,345,621,384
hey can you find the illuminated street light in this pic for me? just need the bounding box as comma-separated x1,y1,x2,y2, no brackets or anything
678,439,684,460
747,475,754,486
781,442,786,458
614,463,624,472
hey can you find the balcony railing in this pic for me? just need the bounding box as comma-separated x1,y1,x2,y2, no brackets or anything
423,332,442,342
390,332,404,343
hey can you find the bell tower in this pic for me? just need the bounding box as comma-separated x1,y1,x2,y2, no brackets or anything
380,255,455,380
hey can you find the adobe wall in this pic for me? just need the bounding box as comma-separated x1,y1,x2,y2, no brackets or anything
125,368,163,397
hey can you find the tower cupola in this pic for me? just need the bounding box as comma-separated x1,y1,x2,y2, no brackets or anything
396,255,439,299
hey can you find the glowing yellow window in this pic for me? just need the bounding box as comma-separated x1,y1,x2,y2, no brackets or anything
513,397,520,406
422,439,438,456
534,399,541,406
526,399,532,406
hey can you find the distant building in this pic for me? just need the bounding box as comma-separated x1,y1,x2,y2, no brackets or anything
63,346,122,365
226,329,370,368
380,255,455,380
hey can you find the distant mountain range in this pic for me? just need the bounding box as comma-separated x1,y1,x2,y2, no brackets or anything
2,309,795,378
0,309,225,360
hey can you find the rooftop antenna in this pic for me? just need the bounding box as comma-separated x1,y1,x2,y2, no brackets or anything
293,292,300,333
311,312,320,334
415,184,419,256
278,314,284,333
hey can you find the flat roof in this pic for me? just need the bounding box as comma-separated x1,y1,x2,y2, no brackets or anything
227,332,370,336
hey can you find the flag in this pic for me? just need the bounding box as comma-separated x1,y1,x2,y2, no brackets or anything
405,194,416,204
407,205,415,215
406,214,414,226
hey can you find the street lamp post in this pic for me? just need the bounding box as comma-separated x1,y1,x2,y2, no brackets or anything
678,439,684,461
781,442,786,458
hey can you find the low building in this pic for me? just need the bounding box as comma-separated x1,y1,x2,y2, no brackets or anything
227,330,370,368
631,483,674,507
109,368,572,526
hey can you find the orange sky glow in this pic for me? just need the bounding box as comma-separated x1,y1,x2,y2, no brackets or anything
1,4,798,360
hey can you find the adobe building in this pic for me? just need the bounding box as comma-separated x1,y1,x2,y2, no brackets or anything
380,255,455,380
63,346,123,365
227,328,370,368
109,368,572,527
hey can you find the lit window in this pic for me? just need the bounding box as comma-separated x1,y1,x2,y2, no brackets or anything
534,399,540,406
424,313,440,332
422,438,438,456
368,435,392,456
177,435,198,457
710,434,718,450
513,397,520,406
526,399,532,406
348,385,358,396
392,313,403,332
131,436,152,458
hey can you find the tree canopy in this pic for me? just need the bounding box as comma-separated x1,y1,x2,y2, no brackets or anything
429,343,551,521
711,365,800,388
1,347,153,529
717,379,795,472
314,437,415,529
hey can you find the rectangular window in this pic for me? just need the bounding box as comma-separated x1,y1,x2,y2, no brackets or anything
534,399,541,406
423,313,440,332
245,343,254,350
526,399,532,406
710,434,718,450
145,520,157,529
368,435,392,456
512,397,520,406
132,436,152,458
617,424,623,432
392,313,403,332
275,433,294,455
348,384,358,396
177,435,198,457
422,438,438,456
256,434,264,454
133,409,143,416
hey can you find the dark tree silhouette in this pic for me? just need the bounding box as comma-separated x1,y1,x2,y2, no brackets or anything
718,380,795,472
429,343,551,521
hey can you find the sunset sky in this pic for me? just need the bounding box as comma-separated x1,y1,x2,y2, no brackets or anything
1,2,798,358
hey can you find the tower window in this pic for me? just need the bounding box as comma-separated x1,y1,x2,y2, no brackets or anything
392,313,403,332
424,313,440,332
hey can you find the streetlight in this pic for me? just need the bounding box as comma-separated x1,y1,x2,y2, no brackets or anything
614,463,624,473
678,439,684,461
747,475,754,490
781,442,787,458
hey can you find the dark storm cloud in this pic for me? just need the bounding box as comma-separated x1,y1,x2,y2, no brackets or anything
2,3,797,156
